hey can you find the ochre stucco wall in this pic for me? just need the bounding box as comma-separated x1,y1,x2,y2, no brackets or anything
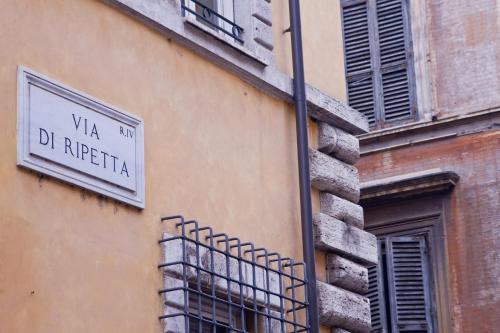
272,0,348,102
0,0,329,332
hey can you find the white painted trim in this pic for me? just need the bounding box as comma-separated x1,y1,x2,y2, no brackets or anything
17,66,146,209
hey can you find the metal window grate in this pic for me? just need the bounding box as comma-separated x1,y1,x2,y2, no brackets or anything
182,0,244,43
158,215,310,333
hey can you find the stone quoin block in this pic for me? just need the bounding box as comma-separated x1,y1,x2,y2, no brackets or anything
309,149,360,203
332,328,352,333
320,192,364,229
252,0,272,26
327,254,369,294
318,122,360,165
306,85,369,134
317,281,371,333
313,213,378,266
253,19,274,50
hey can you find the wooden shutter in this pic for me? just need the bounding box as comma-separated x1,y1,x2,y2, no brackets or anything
385,236,434,332
366,240,389,332
376,0,415,123
341,0,415,128
341,0,376,126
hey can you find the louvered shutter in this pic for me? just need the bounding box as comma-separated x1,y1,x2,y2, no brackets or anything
366,240,389,332
341,0,415,128
342,0,376,126
385,236,434,332
376,0,414,123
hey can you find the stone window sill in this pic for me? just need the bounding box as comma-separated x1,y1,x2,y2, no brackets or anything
183,16,269,66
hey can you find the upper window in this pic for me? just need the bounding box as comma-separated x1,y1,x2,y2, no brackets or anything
183,0,243,43
341,0,416,129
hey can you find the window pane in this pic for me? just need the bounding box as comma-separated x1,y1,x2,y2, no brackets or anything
195,0,218,26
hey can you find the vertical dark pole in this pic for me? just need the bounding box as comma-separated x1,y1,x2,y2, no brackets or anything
288,1,319,332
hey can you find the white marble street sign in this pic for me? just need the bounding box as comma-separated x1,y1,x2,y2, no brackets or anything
17,66,145,208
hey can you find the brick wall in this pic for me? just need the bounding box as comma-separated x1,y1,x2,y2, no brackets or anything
357,131,500,333
429,0,500,116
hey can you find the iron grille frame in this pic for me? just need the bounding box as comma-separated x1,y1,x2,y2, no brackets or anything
158,215,310,333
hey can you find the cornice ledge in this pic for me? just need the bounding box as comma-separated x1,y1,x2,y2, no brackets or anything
103,0,369,135
360,168,460,204
359,108,500,154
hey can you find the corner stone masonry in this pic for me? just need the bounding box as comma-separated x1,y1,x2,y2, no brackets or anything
310,122,376,333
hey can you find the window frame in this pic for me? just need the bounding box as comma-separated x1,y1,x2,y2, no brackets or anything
373,234,435,332
340,0,418,129
184,0,243,44
363,194,453,333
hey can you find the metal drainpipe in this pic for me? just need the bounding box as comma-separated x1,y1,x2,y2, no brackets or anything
288,1,320,332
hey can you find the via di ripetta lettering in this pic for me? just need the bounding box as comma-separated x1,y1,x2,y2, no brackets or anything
38,113,130,177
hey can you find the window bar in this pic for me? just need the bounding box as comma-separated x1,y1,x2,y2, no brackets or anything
269,253,286,333
198,225,217,333
158,215,310,332
256,248,272,332
277,257,297,333
184,220,203,333
214,233,233,333
288,258,299,333
181,0,244,43
242,242,259,333
229,237,247,332
283,259,308,333
159,258,308,307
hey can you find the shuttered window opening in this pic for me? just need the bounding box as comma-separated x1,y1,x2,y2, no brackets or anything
366,236,435,332
366,240,389,333
348,75,376,125
341,0,416,129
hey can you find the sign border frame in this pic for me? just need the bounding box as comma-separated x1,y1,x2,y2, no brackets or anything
17,66,146,209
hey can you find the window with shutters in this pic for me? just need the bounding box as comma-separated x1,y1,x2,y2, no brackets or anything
341,0,416,129
368,236,435,332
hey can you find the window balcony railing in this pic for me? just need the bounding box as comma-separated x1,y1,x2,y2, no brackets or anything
158,215,310,332
182,0,244,43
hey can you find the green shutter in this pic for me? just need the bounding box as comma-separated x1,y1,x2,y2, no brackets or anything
366,240,389,332
385,236,434,332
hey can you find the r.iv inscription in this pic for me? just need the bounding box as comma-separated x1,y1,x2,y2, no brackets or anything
120,126,134,139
